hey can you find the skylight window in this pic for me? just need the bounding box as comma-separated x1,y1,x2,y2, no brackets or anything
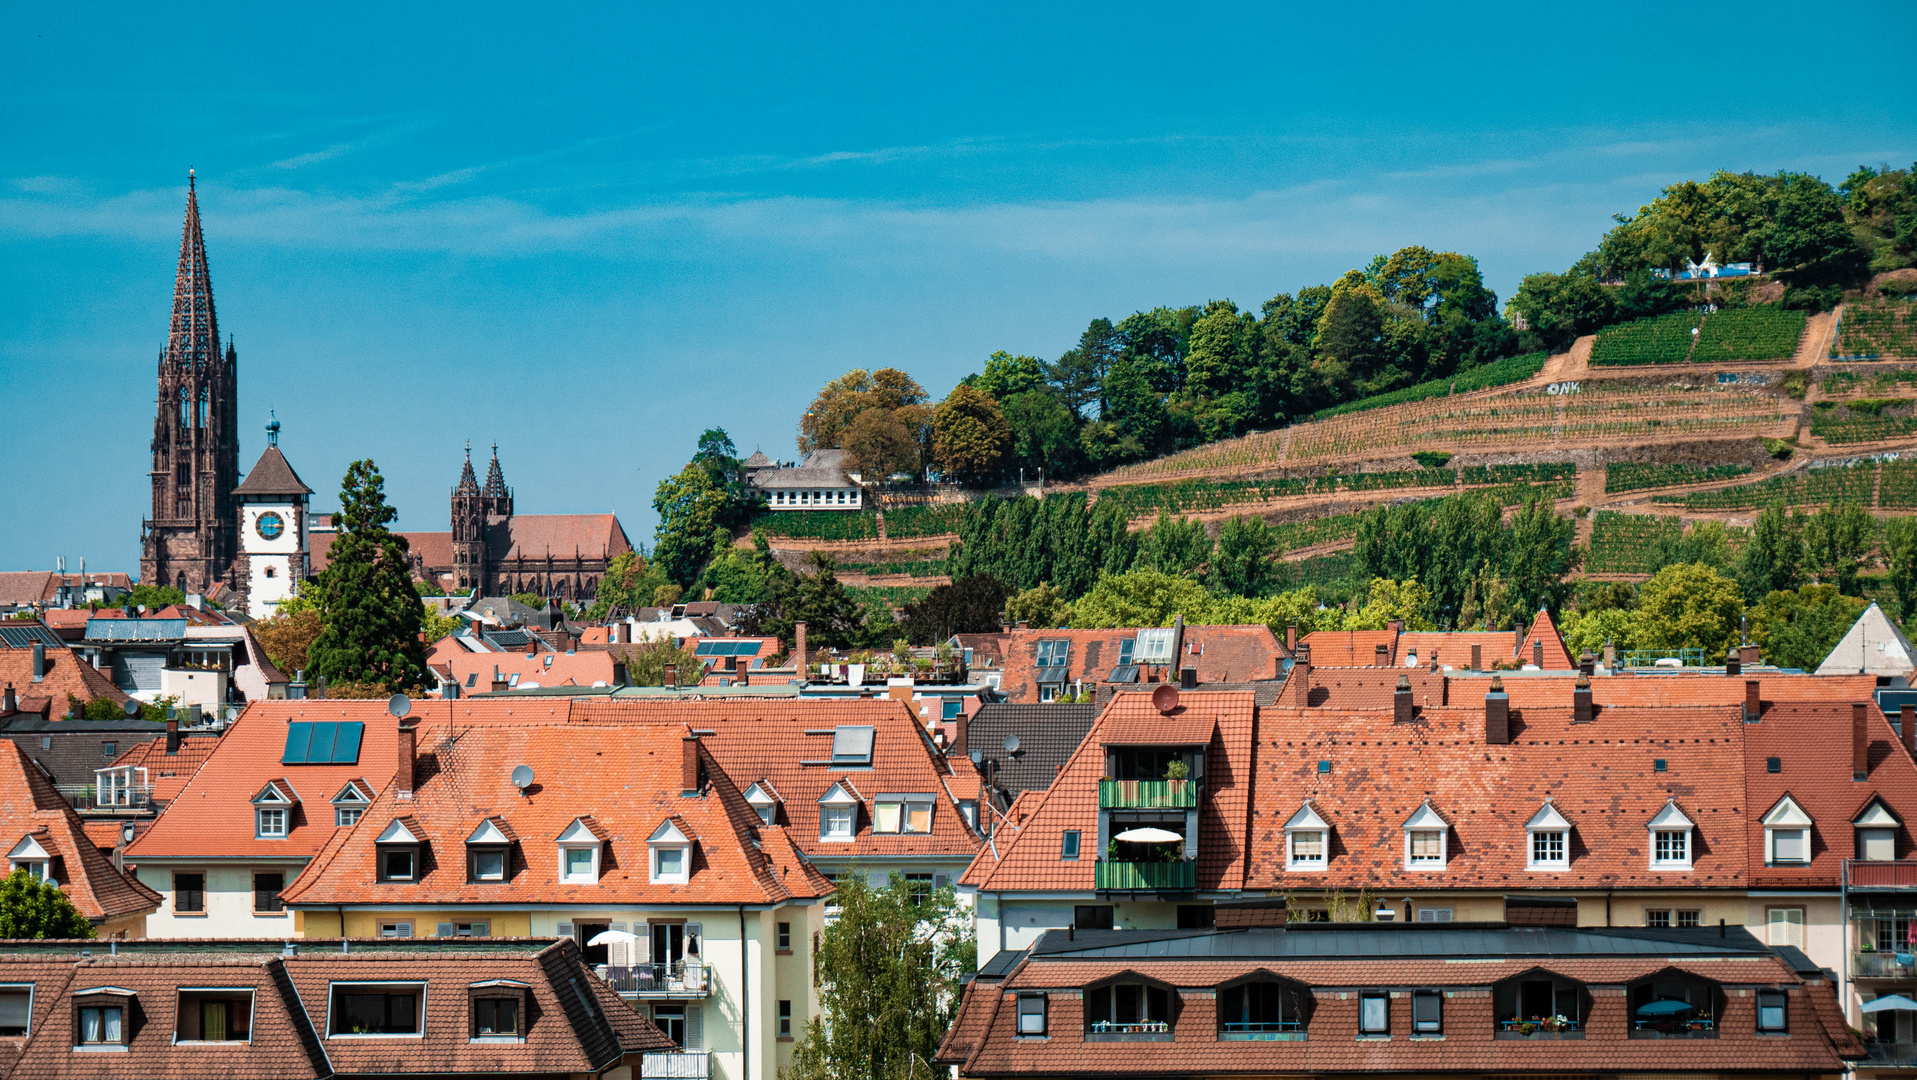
1133,628,1174,666
830,726,875,766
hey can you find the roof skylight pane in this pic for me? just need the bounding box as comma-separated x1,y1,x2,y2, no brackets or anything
831,726,875,764
306,722,338,763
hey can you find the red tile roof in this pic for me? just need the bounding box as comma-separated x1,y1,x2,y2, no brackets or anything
1743,701,1917,888
1299,630,1404,667
446,649,616,691
996,626,1283,703
281,718,833,908
0,741,160,921
0,646,131,717
105,735,219,803
491,514,634,563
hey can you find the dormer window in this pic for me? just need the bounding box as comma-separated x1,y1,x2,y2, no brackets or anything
1526,801,1572,871
469,980,530,1041
1855,799,1902,861
250,781,297,839
73,988,135,1048
1762,796,1813,866
1403,802,1449,871
375,819,421,882
555,818,603,883
1284,804,1328,872
1648,800,1695,871
7,836,52,884
743,783,779,827
830,727,874,767
874,795,933,834
648,820,692,884
466,819,513,883
819,782,859,842
331,781,370,828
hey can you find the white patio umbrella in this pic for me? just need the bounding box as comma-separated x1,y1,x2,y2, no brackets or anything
587,929,640,946
1113,827,1183,843
1863,995,1917,1013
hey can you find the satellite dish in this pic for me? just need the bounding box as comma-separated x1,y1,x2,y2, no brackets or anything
123,700,141,719
511,764,535,792
1002,734,1020,755
1152,683,1181,714
387,694,412,718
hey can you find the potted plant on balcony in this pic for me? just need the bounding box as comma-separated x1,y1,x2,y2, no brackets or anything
1518,1018,1539,1035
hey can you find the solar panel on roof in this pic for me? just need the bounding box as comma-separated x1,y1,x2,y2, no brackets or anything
831,726,875,764
307,722,339,762
331,722,364,763
694,641,726,656
282,721,364,764
283,722,314,763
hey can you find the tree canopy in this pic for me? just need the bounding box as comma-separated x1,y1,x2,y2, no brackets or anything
306,460,428,692
0,869,94,939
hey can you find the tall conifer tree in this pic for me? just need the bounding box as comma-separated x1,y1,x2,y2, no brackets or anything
308,460,428,691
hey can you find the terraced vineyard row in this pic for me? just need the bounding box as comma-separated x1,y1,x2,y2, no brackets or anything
1590,311,1702,365
1653,461,1878,509
1270,512,1365,554
1586,511,1684,573
1882,462,1917,508
1309,351,1548,422
1833,298,1917,359
1605,462,1753,493
1691,305,1808,363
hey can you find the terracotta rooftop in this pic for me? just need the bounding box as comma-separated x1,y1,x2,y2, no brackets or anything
996,625,1284,703
104,734,220,804
0,643,131,719
0,741,160,922
446,649,616,692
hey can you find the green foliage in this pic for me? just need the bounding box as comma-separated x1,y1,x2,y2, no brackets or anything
749,511,879,541
1635,562,1745,654
837,559,947,578
1604,462,1751,494
947,494,1116,601
1589,310,1702,366
1351,490,1575,627
1411,451,1453,468
1308,351,1547,421
125,583,186,611
1689,304,1807,362
1647,519,1732,575
1886,517,1917,623
1747,585,1868,670
1802,500,1875,594
1736,502,1807,603
1657,462,1876,509
419,604,462,645
1210,515,1281,598
800,369,931,455
587,551,676,618
898,575,1013,645
1134,512,1210,577
1586,512,1684,573
253,608,323,675
931,384,1012,486
1562,606,1641,656
307,460,428,693
1834,297,1917,359
760,552,869,654
652,463,735,587
1003,582,1074,629
0,869,95,939
1343,578,1436,631
780,871,972,1080
509,592,546,609
612,640,706,687
1070,570,1213,629
882,503,971,538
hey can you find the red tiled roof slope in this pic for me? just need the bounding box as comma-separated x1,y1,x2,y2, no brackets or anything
0,742,160,920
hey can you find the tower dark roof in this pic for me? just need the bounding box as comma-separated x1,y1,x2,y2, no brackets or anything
167,171,219,372
456,444,481,497
234,445,313,497
484,444,509,498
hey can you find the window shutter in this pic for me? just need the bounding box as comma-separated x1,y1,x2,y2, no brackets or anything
558,922,574,939
1413,992,1441,1031
609,923,627,965
686,1004,703,1050
935,874,949,890
437,923,456,937
0,991,27,1029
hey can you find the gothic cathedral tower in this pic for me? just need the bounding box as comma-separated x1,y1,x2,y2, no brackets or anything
450,444,513,593
140,173,240,594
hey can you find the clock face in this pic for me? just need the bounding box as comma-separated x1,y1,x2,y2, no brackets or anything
256,512,285,541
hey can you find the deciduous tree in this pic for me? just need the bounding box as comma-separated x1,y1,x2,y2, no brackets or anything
0,869,94,939
931,385,1011,486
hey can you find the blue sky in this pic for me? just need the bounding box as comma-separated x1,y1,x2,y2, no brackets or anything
2,1,1913,576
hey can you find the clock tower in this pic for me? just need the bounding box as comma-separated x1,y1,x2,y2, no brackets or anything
231,415,314,617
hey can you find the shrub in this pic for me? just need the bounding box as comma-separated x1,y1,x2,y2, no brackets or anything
1586,512,1685,574
1411,451,1453,468
1308,352,1548,421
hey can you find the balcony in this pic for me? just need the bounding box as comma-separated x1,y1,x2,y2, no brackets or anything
641,1051,710,1079
1857,951,1917,979
1629,1017,1716,1038
1086,1019,1173,1042
57,784,155,815
1099,780,1198,809
1221,1022,1306,1042
1865,1043,1917,1068
1497,1019,1585,1040
600,961,709,999
1095,859,1195,892
1848,859,1917,889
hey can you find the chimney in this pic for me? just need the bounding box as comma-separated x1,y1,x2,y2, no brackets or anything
1286,624,1297,651
1290,647,1312,708
1374,642,1389,668
396,721,417,799
1744,679,1761,723
1470,644,1481,673
1573,672,1593,724
2,684,14,715
682,735,701,794
664,663,677,688
1180,667,1197,689
1741,642,1758,667
1725,650,1741,677
1393,674,1413,724
1904,704,1916,759
795,621,808,676
491,665,508,694
1603,640,1616,670
612,661,629,687
1170,615,1185,668
31,643,45,683
953,707,969,758
1855,702,1870,781
1485,676,1510,745
1532,638,1544,669
1578,650,1594,677
1388,618,1403,634
165,717,181,755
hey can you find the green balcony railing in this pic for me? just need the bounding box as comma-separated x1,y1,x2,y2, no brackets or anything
1099,779,1199,809
1096,859,1196,891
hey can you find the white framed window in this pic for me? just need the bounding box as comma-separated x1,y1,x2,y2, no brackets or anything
743,783,779,827
1647,800,1695,870
648,820,691,884
1359,992,1389,1034
337,806,363,827
466,819,511,883
1284,803,1328,872
7,836,52,884
1525,801,1571,870
1016,995,1046,1036
819,782,859,841
256,808,287,838
556,819,603,883
1762,796,1812,866
1402,802,1448,871
1856,800,1901,861
374,819,420,882
1767,906,1804,947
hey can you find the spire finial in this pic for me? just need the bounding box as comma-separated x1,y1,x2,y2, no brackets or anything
189,168,195,191
266,410,280,447
465,439,471,461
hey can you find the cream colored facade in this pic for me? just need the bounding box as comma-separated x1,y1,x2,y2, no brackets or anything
134,859,308,938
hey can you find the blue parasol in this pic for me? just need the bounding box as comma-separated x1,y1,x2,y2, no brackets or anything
1636,999,1695,1016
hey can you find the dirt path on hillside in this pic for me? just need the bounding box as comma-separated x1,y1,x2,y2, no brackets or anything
1795,309,1840,366
1538,336,1595,383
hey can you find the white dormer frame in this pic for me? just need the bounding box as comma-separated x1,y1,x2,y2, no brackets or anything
648,820,692,884
1856,799,1902,861
1402,802,1449,871
555,819,602,883
331,781,370,827
819,782,860,842
465,818,512,883
1284,803,1329,872
250,781,295,839
1525,801,1572,871
1647,800,1695,871
7,836,52,883
1762,796,1814,866
743,783,779,827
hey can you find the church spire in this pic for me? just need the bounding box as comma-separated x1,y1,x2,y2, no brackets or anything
167,169,219,372
456,440,480,496
483,442,508,498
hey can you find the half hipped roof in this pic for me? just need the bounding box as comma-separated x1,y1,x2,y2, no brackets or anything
1816,601,1917,677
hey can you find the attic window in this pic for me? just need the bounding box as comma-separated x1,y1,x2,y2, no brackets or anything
556,819,603,884
1133,628,1174,666
1855,800,1900,861
7,836,52,884
1766,757,1780,774
332,782,369,828
1525,802,1572,871
743,783,779,827
830,727,875,766
74,988,135,1048
649,820,691,884
1284,804,1328,872
375,819,421,882
1648,801,1695,871
176,989,254,1043
1762,797,1812,866
466,820,512,883
1403,802,1448,871
874,796,933,834
819,783,859,841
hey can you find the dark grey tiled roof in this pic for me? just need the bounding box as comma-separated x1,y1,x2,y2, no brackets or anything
1030,923,1775,960
967,702,1096,808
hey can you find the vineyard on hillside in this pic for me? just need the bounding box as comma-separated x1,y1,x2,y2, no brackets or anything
1810,399,1917,444
1690,305,1808,362
1308,351,1548,422
1653,461,1878,510
1834,298,1917,359
1586,512,1685,573
1589,311,1703,365
1605,462,1753,493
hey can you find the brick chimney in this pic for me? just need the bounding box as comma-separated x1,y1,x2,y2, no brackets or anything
1573,672,1592,724
664,663,677,688
30,643,44,683
490,665,508,694
1855,702,1870,781
1470,644,1482,673
1604,640,1616,669
1532,638,1544,669
1485,676,1510,746
1393,674,1413,724
795,621,808,676
165,717,181,755
682,735,701,795
1578,650,1594,678
1903,704,1915,759
396,720,418,799
1290,646,1311,707
1744,679,1761,723
2,684,14,715
1374,642,1389,668
1388,618,1403,634
953,707,969,758
1741,642,1759,667
1286,624,1297,652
